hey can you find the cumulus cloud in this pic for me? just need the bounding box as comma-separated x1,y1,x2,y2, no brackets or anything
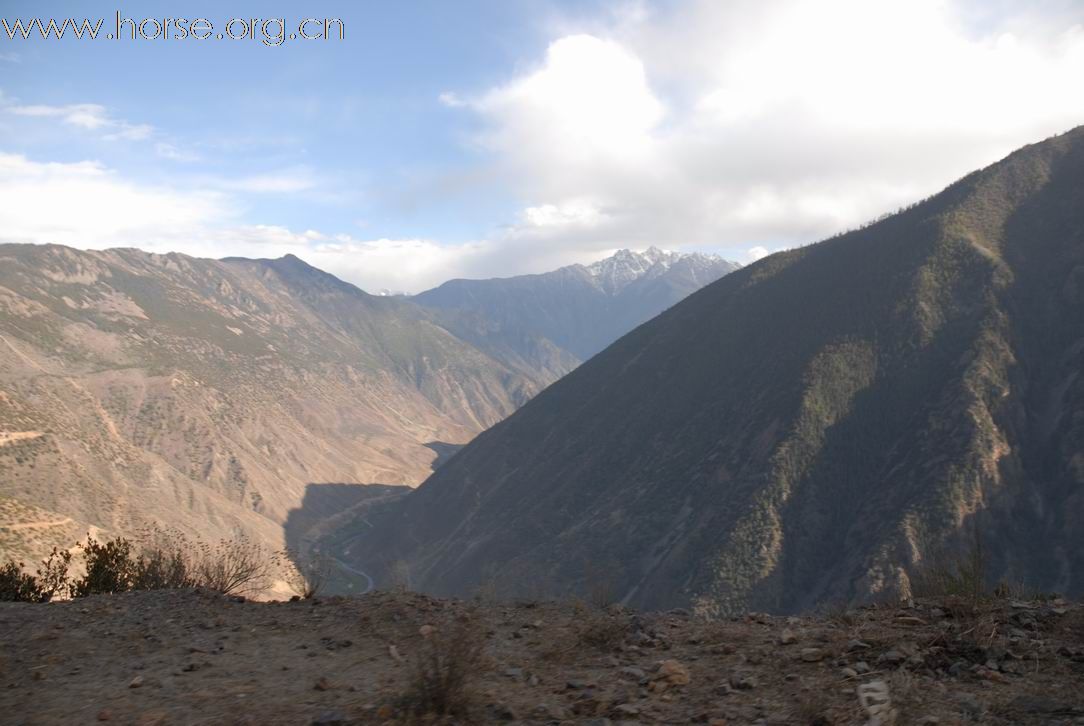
0,152,484,293
444,0,1084,265
0,153,232,249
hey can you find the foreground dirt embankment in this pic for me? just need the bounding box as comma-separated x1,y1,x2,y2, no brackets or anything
1,590,1082,725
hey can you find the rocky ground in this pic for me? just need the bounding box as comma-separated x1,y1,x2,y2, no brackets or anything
1,589,1083,725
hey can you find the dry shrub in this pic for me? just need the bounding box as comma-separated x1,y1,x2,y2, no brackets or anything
389,559,413,592
583,559,617,609
193,535,270,596
277,549,332,599
398,614,487,720
4,530,271,601
911,527,988,606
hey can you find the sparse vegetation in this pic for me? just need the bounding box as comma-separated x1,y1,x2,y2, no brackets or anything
192,536,270,596
2,531,272,601
397,614,487,720
0,560,49,602
277,549,332,599
911,527,989,606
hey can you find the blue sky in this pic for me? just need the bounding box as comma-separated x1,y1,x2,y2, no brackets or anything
2,1,1084,291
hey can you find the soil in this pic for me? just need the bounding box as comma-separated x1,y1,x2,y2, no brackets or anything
1,589,1083,724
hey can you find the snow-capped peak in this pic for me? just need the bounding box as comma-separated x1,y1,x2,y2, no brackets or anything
585,247,724,295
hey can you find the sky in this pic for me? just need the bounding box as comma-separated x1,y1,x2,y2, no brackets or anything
2,0,1083,293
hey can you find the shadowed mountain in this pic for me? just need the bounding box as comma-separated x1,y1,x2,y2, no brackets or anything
351,127,1084,614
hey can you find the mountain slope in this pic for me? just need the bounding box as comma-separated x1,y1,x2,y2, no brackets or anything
0,246,542,564
350,127,1084,614
413,247,740,371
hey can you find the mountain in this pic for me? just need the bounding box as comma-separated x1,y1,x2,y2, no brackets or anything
412,247,740,372
0,246,543,566
346,127,1084,614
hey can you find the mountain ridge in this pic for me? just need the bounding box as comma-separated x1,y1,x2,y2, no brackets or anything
343,126,1084,614
0,243,736,572
413,247,740,365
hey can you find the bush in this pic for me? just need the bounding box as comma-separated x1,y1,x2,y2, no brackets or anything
132,532,198,590
193,536,270,596
36,547,72,600
573,604,631,651
0,560,48,602
3,531,273,602
398,614,486,719
73,536,137,596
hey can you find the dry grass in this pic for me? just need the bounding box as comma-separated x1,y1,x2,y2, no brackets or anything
276,549,332,599
397,613,487,720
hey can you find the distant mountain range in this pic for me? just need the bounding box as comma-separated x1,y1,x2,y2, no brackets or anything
346,126,1084,613
414,247,740,369
0,244,735,567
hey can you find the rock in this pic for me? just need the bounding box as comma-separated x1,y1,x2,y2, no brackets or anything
854,661,872,674
800,647,825,662
311,711,346,725
502,667,524,680
488,703,518,720
314,677,332,691
840,667,858,678
97,711,112,722
729,672,758,690
779,628,798,645
619,666,647,681
528,674,540,686
418,624,435,638
653,659,691,686
533,703,569,720
958,693,983,718
566,678,590,690
129,675,144,689
613,703,640,717
847,639,871,652
878,650,906,666
895,616,926,626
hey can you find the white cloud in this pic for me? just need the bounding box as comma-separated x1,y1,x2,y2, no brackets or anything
518,199,610,233
443,0,1084,264
154,142,201,162
438,92,465,108
10,103,111,129
0,153,231,250
0,52,20,63
0,152,484,293
5,100,157,143
746,246,771,262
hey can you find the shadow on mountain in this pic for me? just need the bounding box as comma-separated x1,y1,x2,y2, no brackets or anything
424,441,465,471
283,482,409,557
283,481,413,596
